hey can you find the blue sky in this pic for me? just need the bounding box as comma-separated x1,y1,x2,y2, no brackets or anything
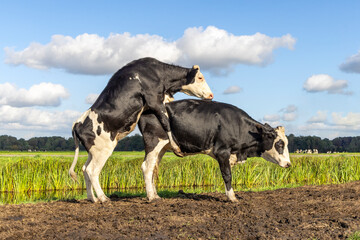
1,1,360,140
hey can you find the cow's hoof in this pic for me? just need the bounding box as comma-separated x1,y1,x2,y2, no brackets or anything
148,196,162,203
173,149,184,157
99,195,110,203
229,198,239,203
170,143,184,157
87,197,99,203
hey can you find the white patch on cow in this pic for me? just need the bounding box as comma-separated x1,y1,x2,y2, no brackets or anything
88,110,118,151
163,94,174,104
72,109,91,127
229,154,237,167
80,110,117,202
134,74,141,84
228,154,246,167
181,68,213,100
225,187,238,202
167,131,182,154
261,126,291,168
142,138,170,201
201,148,216,159
162,109,169,118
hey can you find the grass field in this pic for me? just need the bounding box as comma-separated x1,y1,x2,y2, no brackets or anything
0,151,360,204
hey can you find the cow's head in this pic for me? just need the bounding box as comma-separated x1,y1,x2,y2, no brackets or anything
260,125,291,168
181,65,213,100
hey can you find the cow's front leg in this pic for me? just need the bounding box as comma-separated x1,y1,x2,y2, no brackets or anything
216,150,239,203
145,95,183,157
167,132,183,157
142,139,169,201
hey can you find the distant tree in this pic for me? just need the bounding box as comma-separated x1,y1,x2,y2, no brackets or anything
115,134,144,151
1,134,360,153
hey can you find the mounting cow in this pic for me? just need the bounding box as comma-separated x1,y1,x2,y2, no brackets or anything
69,58,213,203
139,100,291,202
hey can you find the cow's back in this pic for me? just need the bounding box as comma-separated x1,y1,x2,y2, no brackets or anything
168,100,254,152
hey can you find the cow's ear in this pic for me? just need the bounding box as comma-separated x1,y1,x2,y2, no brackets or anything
261,126,277,150
192,65,200,71
257,123,276,139
255,123,264,134
276,126,285,134
264,123,272,129
187,67,198,84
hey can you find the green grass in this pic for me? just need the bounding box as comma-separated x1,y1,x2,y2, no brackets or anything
348,231,360,240
0,152,360,204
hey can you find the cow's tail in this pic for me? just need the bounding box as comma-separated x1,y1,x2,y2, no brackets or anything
69,126,80,182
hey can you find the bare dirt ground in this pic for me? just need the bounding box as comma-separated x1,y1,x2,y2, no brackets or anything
1,181,360,240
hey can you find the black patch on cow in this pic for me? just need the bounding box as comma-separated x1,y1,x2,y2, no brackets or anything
97,126,101,136
139,110,169,153
73,117,96,151
275,139,285,154
186,68,198,84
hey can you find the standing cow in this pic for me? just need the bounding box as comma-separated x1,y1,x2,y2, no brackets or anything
139,100,291,202
70,58,213,203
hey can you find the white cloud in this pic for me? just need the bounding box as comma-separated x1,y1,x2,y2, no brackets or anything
5,33,181,75
223,85,242,94
280,105,297,113
282,112,297,122
332,112,360,127
177,26,296,73
299,112,360,138
303,74,351,95
307,111,328,123
340,50,360,73
85,93,100,104
263,114,281,122
0,82,69,107
5,26,296,76
262,104,298,128
0,105,81,131
279,105,297,122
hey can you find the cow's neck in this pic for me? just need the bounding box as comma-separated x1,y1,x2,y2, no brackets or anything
162,65,191,94
161,64,190,81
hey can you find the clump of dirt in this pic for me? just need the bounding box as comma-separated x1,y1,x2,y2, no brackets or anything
1,182,360,239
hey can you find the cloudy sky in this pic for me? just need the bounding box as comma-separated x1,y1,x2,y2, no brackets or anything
1,1,360,140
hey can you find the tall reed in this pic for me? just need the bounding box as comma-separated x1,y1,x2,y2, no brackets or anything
0,154,359,194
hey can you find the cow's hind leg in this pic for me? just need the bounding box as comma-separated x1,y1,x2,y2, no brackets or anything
82,153,98,202
141,138,169,202
85,146,114,203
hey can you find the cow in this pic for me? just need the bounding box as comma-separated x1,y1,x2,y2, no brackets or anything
138,99,291,202
69,58,213,203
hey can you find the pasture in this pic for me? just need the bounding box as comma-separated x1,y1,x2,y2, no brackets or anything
0,151,360,203
0,151,360,239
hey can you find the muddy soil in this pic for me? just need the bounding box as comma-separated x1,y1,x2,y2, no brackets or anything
1,182,360,240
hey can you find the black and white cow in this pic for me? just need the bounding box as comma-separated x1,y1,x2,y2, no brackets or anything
69,58,213,203
139,99,291,202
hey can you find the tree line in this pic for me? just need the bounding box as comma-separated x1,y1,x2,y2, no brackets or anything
0,134,144,152
0,134,360,153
